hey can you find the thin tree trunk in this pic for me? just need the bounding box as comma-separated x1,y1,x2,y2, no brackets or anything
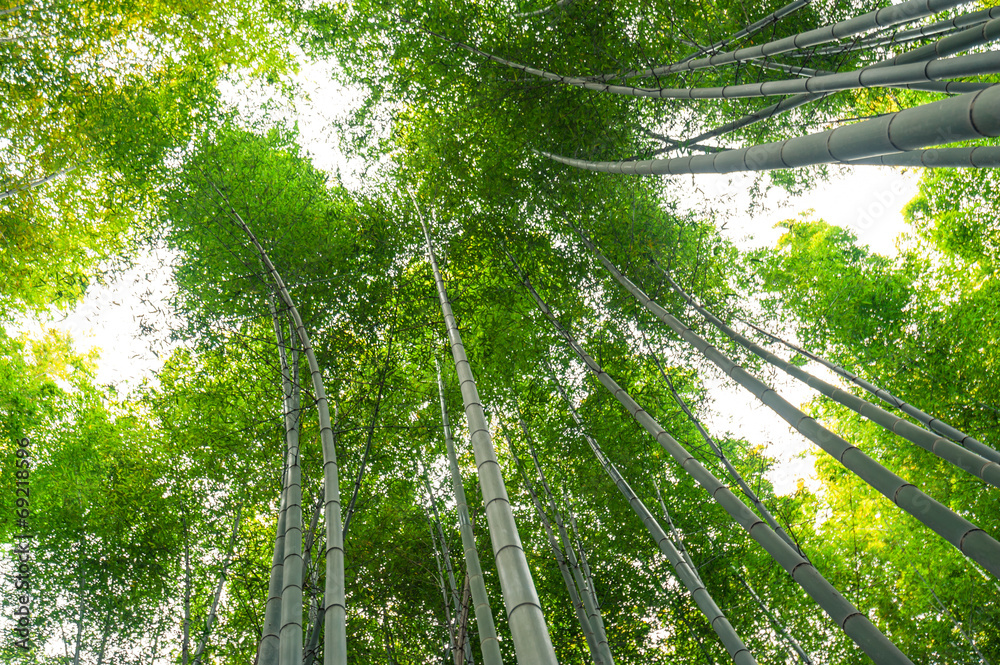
192,505,243,665
0,163,81,201
456,575,473,665
740,318,1000,465
916,570,992,665
518,418,613,665
182,515,192,665
513,257,914,665
731,564,813,665
545,370,757,665
95,609,112,665
435,359,505,665
417,200,558,664
427,513,461,665
213,185,346,665
664,275,1000,488
643,345,803,554
652,480,699,581
343,314,396,538
504,430,604,664
423,465,465,665
569,229,1000,580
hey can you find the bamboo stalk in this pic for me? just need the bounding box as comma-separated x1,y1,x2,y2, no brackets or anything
417,202,558,664
664,274,1000,488
212,184,346,665
569,230,1000,581
512,255,914,665
436,360,505,665
545,372,757,665
192,505,243,665
739,318,1000,465
504,429,604,664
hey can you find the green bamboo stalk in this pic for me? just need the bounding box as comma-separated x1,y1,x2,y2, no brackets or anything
643,346,803,554
513,257,914,665
427,510,460,665
538,85,1000,174
436,360,505,665
417,203,558,664
739,318,1000,465
663,273,1000,489
504,430,604,665
275,301,304,665
569,229,1000,581
422,464,466,665
517,418,614,665
213,184,346,665
545,372,758,665
258,491,287,665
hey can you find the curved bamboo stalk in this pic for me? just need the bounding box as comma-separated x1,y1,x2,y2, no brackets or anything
515,263,914,664
739,319,1000,465
671,18,1000,153
504,431,604,665
809,5,1000,56
615,0,970,77
570,229,1000,580
663,274,1000,488
539,85,1000,174
417,203,558,664
211,184,346,665
545,371,758,665
436,360,505,665
0,163,83,201
423,29,1000,100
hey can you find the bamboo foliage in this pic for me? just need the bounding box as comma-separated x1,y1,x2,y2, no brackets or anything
417,204,559,664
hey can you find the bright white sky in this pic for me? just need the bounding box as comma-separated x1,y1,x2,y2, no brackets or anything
14,63,923,496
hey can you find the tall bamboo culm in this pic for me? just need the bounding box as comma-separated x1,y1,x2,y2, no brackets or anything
418,209,558,664
216,188,347,665
571,227,1000,580
511,256,914,665
436,360,505,665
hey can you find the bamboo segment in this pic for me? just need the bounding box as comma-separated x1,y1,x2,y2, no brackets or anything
192,505,243,665
216,187,346,665
419,209,558,664
276,312,304,665
510,258,914,665
258,461,289,665
437,360,506,665
519,422,613,665
663,275,1000,489
539,85,1000,174
505,431,604,665
740,319,1000,465
571,231,1000,580
546,375,758,665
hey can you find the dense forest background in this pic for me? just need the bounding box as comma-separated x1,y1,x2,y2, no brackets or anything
1,0,998,663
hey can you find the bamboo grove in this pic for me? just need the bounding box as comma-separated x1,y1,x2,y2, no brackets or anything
1,0,999,664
